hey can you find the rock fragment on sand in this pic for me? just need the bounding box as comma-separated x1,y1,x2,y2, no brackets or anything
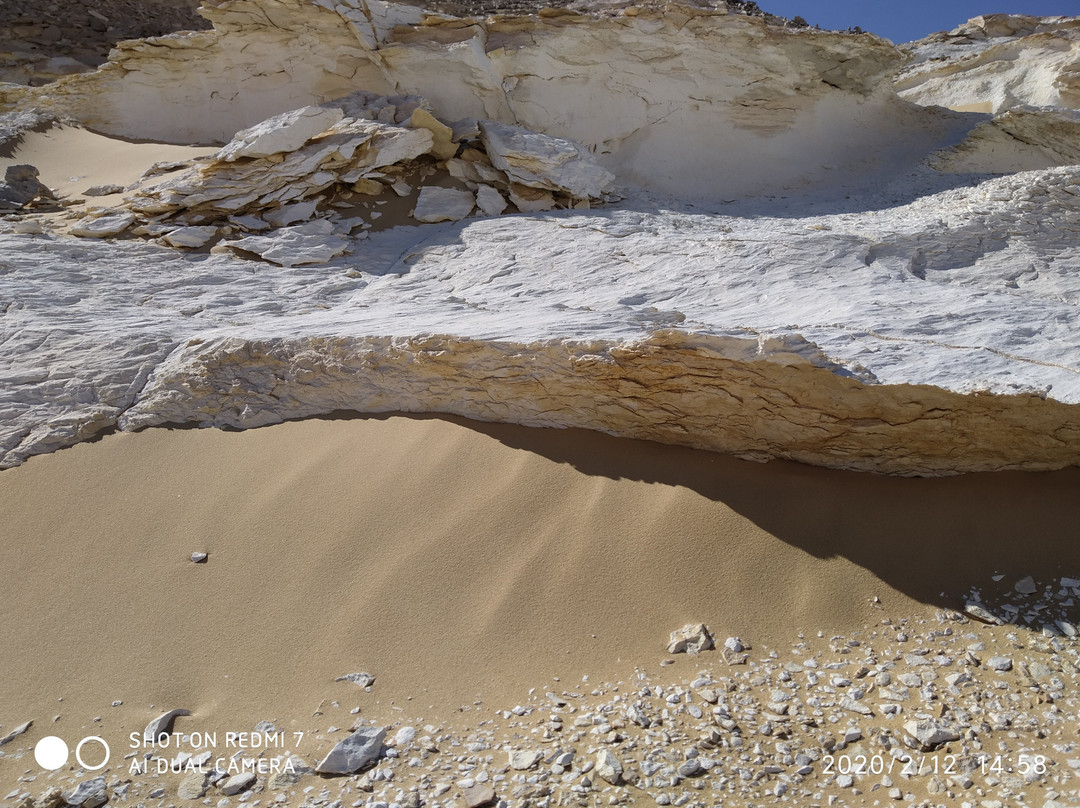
177,770,209,799
0,720,32,746
219,773,256,795
83,184,125,197
143,708,191,741
413,187,474,223
268,755,313,788
0,165,53,211
336,672,376,687
190,551,208,563
904,719,960,750
987,655,1013,672
839,696,873,716
508,749,543,770
315,725,386,774
666,623,714,655
461,784,495,808
595,749,623,784
63,778,107,808
964,601,1005,625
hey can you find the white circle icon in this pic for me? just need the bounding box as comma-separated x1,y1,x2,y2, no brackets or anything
34,736,69,770
75,736,110,771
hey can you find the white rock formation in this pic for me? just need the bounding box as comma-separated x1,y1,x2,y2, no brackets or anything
897,15,1080,113
1,0,967,199
1,5,1078,477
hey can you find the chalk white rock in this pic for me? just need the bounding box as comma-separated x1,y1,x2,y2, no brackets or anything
413,187,474,223
70,212,135,238
229,221,349,266
218,106,344,162
315,726,386,774
479,121,614,199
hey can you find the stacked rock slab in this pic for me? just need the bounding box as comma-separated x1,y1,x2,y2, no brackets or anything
69,91,614,258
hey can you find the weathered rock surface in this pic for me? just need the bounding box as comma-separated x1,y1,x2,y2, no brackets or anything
3,153,1080,475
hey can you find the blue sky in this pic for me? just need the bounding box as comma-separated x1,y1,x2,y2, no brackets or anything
757,1,1080,43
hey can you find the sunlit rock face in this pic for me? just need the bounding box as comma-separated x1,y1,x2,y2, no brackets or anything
3,0,966,199
1,3,1079,476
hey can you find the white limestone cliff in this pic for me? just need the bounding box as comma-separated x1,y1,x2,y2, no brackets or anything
1,3,1079,476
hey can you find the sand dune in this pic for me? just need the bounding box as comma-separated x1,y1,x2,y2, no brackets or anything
1,415,1077,772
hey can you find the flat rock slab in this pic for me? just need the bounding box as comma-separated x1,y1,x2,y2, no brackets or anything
218,106,344,161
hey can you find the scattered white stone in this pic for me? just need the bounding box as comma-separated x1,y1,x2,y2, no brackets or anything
190,551,208,563
475,184,507,216
63,778,107,808
229,221,348,266
986,656,1013,672
263,200,320,228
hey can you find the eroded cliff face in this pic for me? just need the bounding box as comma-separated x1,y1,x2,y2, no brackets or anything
897,14,1080,113
2,0,955,198
118,332,1080,477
